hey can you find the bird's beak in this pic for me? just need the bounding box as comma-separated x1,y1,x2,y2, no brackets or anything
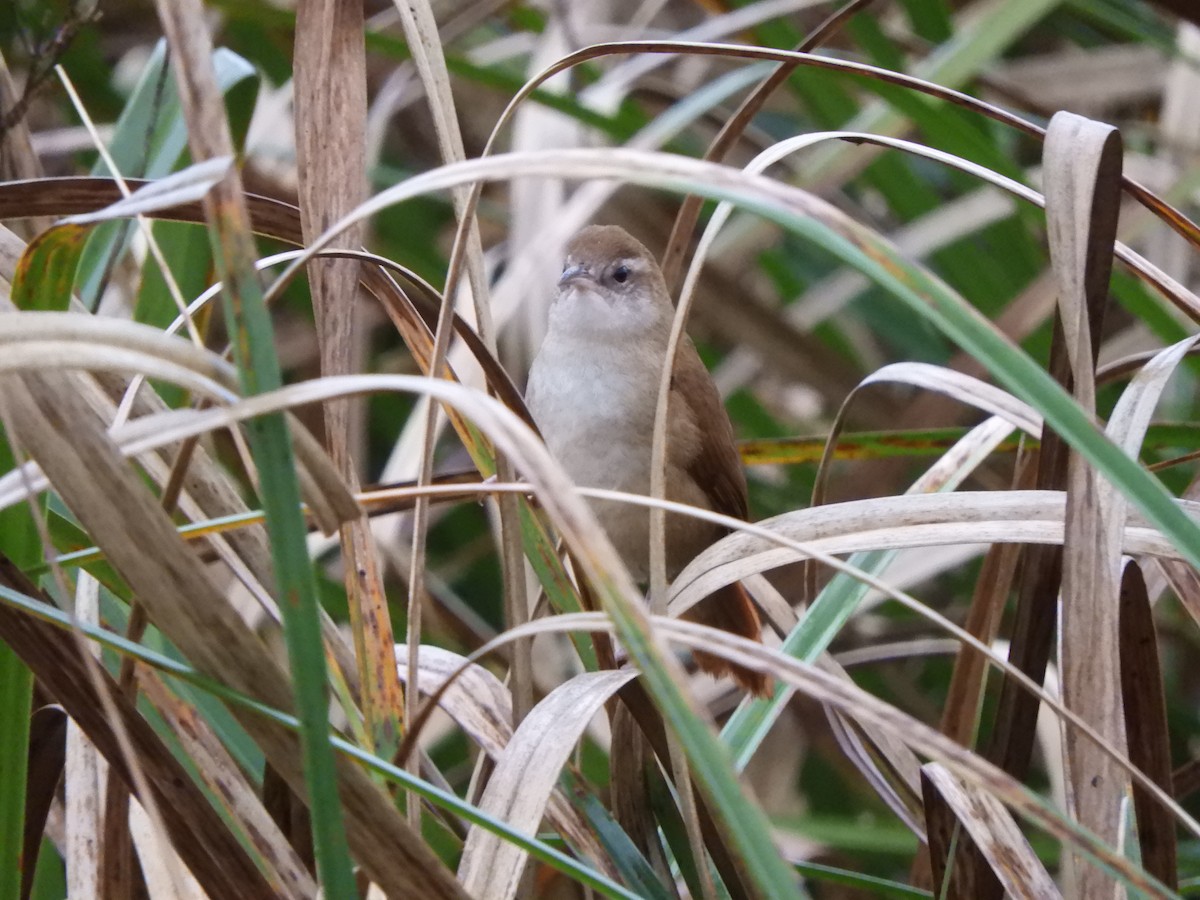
557,264,592,289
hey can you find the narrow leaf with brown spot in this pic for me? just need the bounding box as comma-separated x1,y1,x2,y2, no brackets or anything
294,0,403,763
921,763,1061,900
1046,110,1127,898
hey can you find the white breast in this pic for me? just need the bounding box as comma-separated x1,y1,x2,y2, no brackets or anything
527,332,656,494
526,329,712,580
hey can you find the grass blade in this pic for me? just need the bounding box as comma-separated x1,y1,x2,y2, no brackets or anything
0,641,31,900
152,1,359,894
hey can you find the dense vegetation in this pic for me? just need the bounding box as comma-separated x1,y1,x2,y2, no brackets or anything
1,1,1199,897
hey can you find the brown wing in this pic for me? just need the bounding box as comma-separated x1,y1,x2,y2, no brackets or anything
671,337,748,520
671,339,769,696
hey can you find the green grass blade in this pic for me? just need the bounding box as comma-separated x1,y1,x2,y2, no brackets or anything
75,42,258,309
217,264,358,897
793,859,931,899
571,789,675,900
0,643,32,900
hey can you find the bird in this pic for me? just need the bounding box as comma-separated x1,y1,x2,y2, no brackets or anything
525,224,769,696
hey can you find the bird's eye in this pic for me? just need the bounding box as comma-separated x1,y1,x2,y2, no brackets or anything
612,264,630,284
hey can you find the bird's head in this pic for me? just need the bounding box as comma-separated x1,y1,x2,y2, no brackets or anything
550,225,673,337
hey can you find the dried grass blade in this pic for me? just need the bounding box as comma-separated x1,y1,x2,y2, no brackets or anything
0,372,464,897
917,461,1032,891
388,0,530,738
293,0,402,763
293,0,368,470
819,656,923,835
138,669,318,899
939,537,1024,748
655,620,1175,898
0,177,304,244
393,644,512,758
1044,111,1127,897
15,152,1200,583
393,645,615,877
63,575,110,899
919,781,961,900
659,0,873,288
0,560,279,900
672,491,1075,618
457,670,639,900
1118,563,1178,891
73,569,147,900
151,0,360,891
57,156,232,227
921,763,1061,899
983,119,1119,882
126,800,204,899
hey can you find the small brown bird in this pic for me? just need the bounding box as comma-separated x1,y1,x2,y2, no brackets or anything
526,225,768,696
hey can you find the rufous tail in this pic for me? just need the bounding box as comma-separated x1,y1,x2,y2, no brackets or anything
688,581,771,697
